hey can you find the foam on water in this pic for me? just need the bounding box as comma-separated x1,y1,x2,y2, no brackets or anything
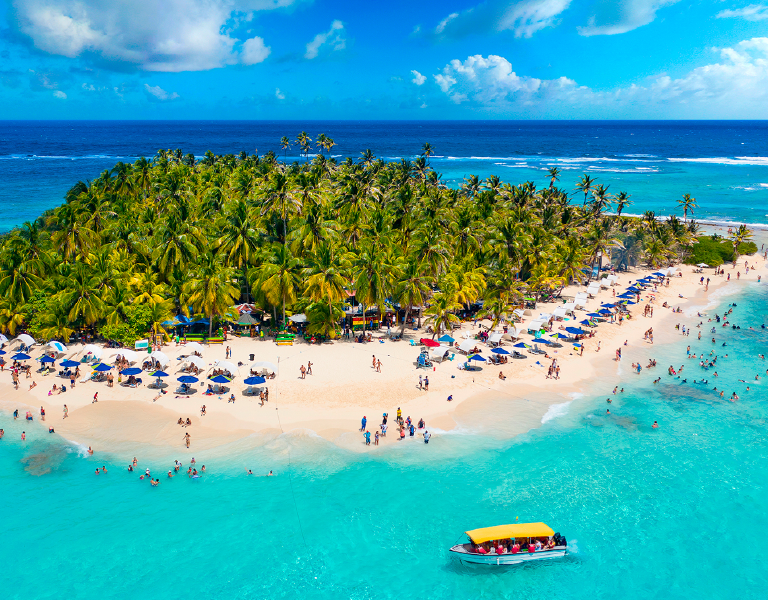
541,401,572,423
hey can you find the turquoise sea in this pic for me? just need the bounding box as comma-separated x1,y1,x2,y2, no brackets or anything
2,278,767,599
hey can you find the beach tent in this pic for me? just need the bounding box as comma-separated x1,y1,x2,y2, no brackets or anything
213,360,238,375
250,361,277,374
14,334,35,347
110,349,138,363
289,313,307,323
183,342,205,354
183,355,205,370
599,278,610,289
150,351,169,367
492,348,510,355
563,301,576,311
458,339,475,354
527,320,544,333
82,344,102,359
47,341,66,353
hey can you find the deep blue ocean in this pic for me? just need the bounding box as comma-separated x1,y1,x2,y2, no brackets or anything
1,120,768,230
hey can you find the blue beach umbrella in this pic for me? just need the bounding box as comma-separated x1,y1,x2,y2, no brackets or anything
565,327,586,335
587,312,601,317
61,359,80,368
579,320,592,326
549,333,568,340
491,348,510,355
150,371,169,378
121,367,142,376
12,353,31,360
514,342,530,348
601,302,616,307
177,375,199,384
532,338,551,344
438,334,455,343
92,363,112,372
0,350,5,355
468,354,486,362
244,376,266,385
625,301,637,305
598,309,612,315
209,374,232,384
573,343,582,348
40,355,56,363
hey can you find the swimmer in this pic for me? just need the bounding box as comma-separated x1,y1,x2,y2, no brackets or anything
88,446,94,455
246,469,253,475
95,468,100,475
606,408,611,415
606,397,612,403
168,470,173,478
102,466,107,473
652,421,658,429
267,470,274,476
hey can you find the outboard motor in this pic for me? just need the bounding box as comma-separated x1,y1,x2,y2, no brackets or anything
553,533,567,547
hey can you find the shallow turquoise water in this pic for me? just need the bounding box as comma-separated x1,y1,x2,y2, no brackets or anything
2,281,768,599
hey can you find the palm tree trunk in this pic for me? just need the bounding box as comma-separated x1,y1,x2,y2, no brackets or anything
399,304,411,336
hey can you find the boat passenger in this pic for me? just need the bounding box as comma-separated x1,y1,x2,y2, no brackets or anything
511,541,520,554
547,538,556,550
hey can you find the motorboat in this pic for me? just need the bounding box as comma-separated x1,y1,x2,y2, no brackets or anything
449,522,567,566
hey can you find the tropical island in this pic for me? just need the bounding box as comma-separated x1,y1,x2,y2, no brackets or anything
0,134,756,344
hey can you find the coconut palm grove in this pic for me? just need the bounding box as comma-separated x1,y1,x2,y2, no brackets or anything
0,135,755,344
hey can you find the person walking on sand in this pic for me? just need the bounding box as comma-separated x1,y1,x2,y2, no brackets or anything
361,415,367,431
307,361,312,375
419,375,423,390
93,392,98,403
424,376,429,391
300,364,306,379
184,432,191,448
63,404,68,419
376,359,382,373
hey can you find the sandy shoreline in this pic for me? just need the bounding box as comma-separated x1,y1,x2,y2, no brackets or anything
2,242,765,460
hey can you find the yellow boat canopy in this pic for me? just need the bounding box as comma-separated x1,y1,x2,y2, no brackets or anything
465,523,554,543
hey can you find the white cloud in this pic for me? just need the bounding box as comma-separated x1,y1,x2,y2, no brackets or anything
717,4,768,21
305,20,346,60
53,90,66,99
431,0,570,40
430,39,768,117
11,0,294,72
275,87,285,99
578,0,679,36
241,36,271,65
411,70,426,85
144,83,180,101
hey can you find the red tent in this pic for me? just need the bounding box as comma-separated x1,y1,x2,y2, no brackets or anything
420,338,440,347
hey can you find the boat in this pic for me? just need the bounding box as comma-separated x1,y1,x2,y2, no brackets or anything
449,522,567,566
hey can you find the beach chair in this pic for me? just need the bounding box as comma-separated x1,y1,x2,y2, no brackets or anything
409,339,416,346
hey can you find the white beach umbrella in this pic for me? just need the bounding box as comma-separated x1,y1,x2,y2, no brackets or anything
183,342,205,354
151,351,169,367
250,361,277,373
213,360,238,374
15,334,35,347
82,344,102,359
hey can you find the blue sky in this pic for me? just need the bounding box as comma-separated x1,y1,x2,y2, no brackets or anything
1,0,767,119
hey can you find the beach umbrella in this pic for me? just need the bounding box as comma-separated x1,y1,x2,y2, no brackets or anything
697,263,709,268
565,327,586,335
61,359,79,368
92,363,112,372
491,348,510,355
121,367,142,376
48,341,66,353
209,374,232,384
587,312,601,317
598,309,612,315
40,355,56,364
177,375,199,384
513,342,530,348
438,334,455,343
0,350,6,355
573,343,582,348
12,353,31,360
625,301,637,305
468,354,486,362
244,376,266,385
532,338,551,344
420,338,440,347
579,319,592,326
549,333,568,340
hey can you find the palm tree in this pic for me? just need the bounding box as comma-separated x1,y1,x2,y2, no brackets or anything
422,142,434,167
280,136,291,162
58,263,105,326
183,253,239,338
250,244,302,327
547,167,561,189
730,224,753,260
615,191,633,217
394,258,432,335
575,174,596,205
424,292,460,339
677,193,698,223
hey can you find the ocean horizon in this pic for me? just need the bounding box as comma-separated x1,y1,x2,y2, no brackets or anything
2,120,768,231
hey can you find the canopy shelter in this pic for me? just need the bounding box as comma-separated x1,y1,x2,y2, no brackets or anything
466,523,555,544
47,341,66,354
81,344,102,359
488,332,503,345
458,339,475,354
213,360,238,376
527,320,544,333
13,334,36,347
512,308,525,319
149,351,169,367
420,338,440,348
182,342,205,354
250,361,277,374
182,355,205,370
599,278,610,289
110,349,138,363
552,307,566,319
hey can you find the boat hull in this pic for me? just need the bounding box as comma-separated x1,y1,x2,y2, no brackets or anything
450,544,566,565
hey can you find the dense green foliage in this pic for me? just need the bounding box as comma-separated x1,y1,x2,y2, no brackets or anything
0,137,744,342
684,231,757,266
